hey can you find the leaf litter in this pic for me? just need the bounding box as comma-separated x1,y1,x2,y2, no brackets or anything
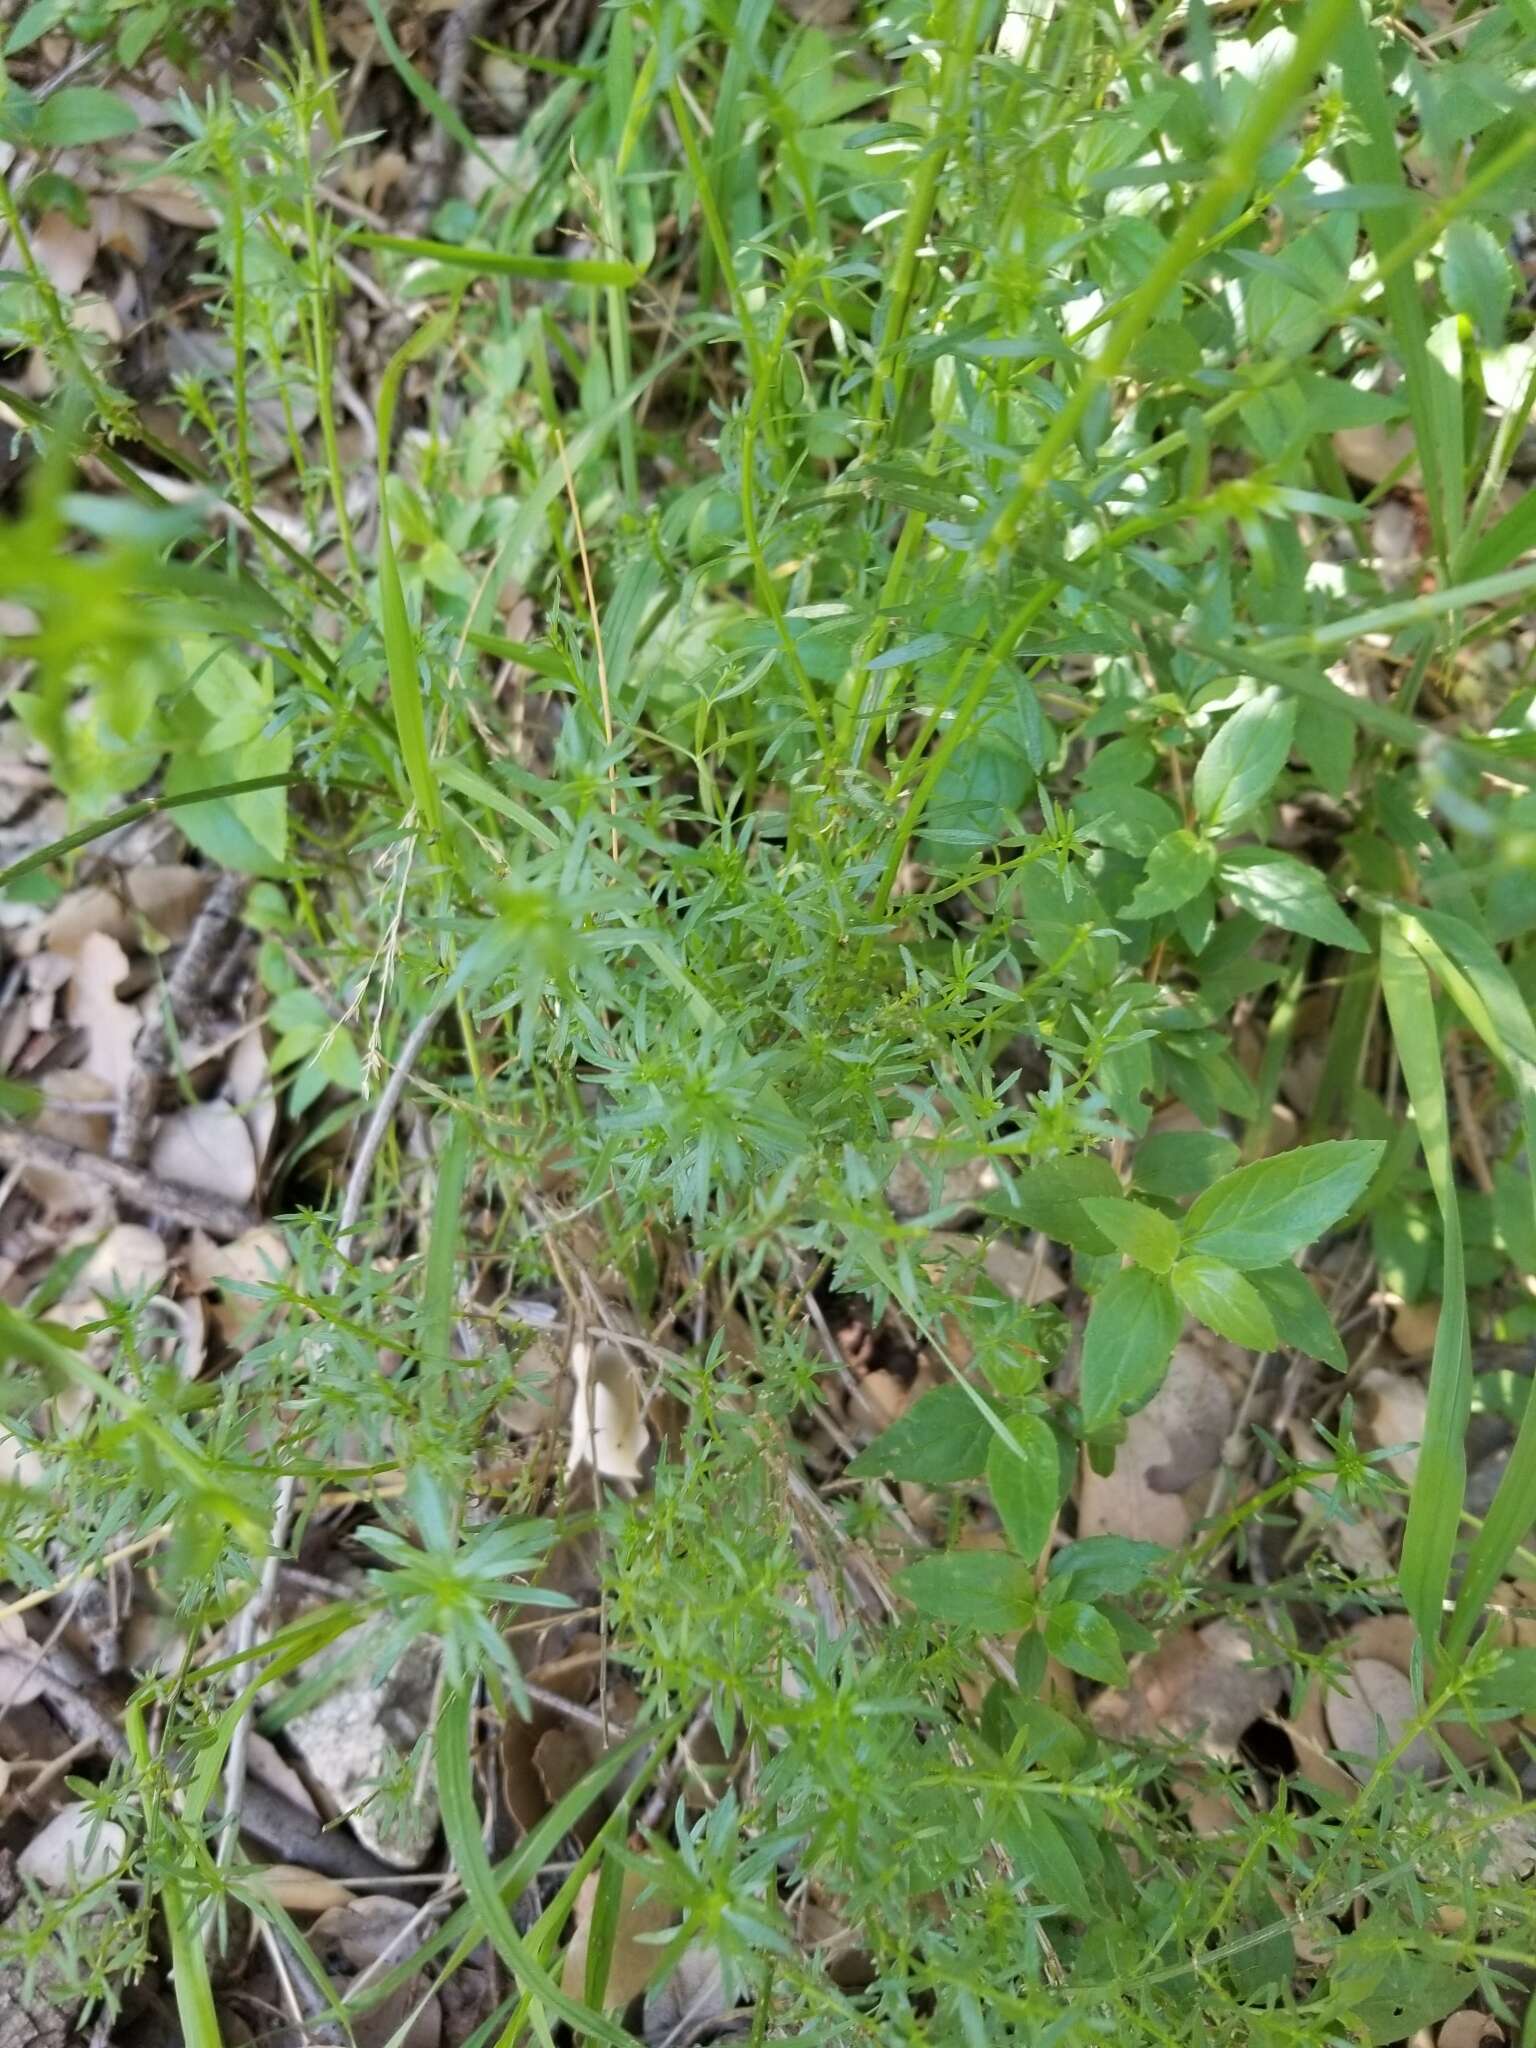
2,2,1536,2044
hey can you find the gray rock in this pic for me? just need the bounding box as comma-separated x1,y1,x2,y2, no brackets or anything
283,1623,441,1870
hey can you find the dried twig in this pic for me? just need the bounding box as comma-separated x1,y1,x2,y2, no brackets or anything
0,1124,259,1237
112,871,249,1166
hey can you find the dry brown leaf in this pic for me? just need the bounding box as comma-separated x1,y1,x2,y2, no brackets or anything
642,1944,730,2048
66,931,139,1097
132,176,216,227
89,194,150,266
1091,1621,1281,1758
183,1227,290,1346
844,1366,914,1440
1289,1619,1494,1795
36,886,132,957
1322,1657,1440,1779
567,1337,648,1481
308,1896,441,2048
0,1429,45,1494
226,1027,277,1170
0,1611,48,1704
560,1862,675,2010
923,1231,1063,1306
1077,1343,1232,1547
501,1634,603,1831
245,1731,319,1817
1391,1297,1441,1357
1289,1419,1392,1578
1333,422,1419,486
72,1224,167,1301
125,863,212,943
1360,1366,1428,1482
28,212,97,296
1440,2015,1504,2048
25,1071,114,1210
497,1335,569,1436
533,1724,597,1823
150,1099,257,1203
72,297,121,344
886,1110,999,1219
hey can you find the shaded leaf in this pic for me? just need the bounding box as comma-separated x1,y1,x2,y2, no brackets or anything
1079,1266,1182,1430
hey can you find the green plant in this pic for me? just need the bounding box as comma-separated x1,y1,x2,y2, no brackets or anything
5,0,1536,2040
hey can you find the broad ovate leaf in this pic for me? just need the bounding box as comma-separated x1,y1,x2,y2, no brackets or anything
1219,848,1367,952
1183,1141,1384,1270
1079,1266,1181,1432
1171,1254,1277,1350
847,1383,991,1485
986,1414,1061,1565
1193,688,1295,832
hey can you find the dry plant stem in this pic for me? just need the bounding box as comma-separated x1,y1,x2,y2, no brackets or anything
0,1125,258,1236
1448,1034,1496,1194
113,872,249,1165
220,991,454,1859
556,429,620,862
0,1525,170,1625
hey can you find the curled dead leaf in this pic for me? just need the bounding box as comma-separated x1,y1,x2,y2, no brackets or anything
90,194,150,266
1391,1296,1441,1357
1440,2015,1504,2048
642,1943,731,2048
1333,422,1418,487
567,1337,648,1482
253,1865,354,1914
923,1230,1064,1306
0,1611,49,1704
226,1027,277,1171
497,1336,570,1436
1323,1657,1440,1778
183,1226,290,1348
1289,1617,1498,1798
20,1071,113,1211
308,1896,441,2048
1289,1419,1392,1579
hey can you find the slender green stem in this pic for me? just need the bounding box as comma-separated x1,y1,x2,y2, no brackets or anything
873,581,1058,914
991,0,1354,542
669,83,830,759
300,183,362,585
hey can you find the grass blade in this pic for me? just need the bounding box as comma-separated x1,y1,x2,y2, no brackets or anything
1381,917,1470,1651
422,1114,471,1371
375,313,456,838
1334,2,1460,566
1394,910,1536,1655
0,774,296,894
351,230,641,287
435,1684,642,2048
